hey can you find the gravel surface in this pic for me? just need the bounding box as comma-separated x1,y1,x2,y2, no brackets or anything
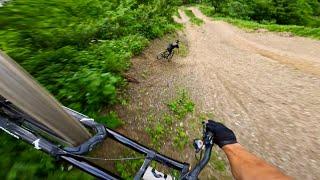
177,7,320,179
113,7,320,179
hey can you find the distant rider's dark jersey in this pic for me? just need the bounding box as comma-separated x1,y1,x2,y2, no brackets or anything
167,43,179,54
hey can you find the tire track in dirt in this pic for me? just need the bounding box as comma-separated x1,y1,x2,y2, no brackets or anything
182,8,320,179
111,7,320,179
176,7,320,179
190,8,320,77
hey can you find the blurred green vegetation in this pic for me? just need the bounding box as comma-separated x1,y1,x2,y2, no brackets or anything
214,16,320,39
144,89,194,152
0,0,183,179
0,0,182,113
197,0,320,39
0,132,94,179
115,157,145,180
3,0,318,178
184,9,204,25
97,111,124,129
189,0,320,39
167,89,195,120
191,0,320,27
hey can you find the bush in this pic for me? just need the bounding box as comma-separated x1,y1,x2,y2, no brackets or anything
0,0,179,115
198,4,216,17
214,16,320,39
0,0,181,179
0,134,94,180
199,0,320,27
95,111,124,129
273,0,313,26
251,0,276,22
221,0,254,19
167,90,195,119
184,9,204,25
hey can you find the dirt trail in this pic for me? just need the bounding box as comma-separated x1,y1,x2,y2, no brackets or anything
179,7,320,179
115,7,320,179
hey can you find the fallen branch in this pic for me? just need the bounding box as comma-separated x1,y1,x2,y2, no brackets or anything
124,74,140,84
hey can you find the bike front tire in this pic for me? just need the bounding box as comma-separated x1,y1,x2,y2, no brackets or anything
167,51,174,61
156,51,165,60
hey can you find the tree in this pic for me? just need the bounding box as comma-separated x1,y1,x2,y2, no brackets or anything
273,0,313,25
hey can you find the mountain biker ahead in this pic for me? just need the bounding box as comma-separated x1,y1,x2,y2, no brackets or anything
206,120,292,180
167,40,180,55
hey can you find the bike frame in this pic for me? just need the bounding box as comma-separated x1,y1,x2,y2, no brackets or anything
0,97,213,179
0,98,189,179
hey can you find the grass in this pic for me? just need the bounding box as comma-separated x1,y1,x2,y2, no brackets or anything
116,155,180,180
0,0,184,178
196,5,320,40
115,152,145,180
167,89,195,119
184,9,204,26
140,88,229,177
163,113,174,125
95,111,123,129
145,122,165,148
197,4,215,17
173,127,189,150
141,70,149,79
145,89,195,150
199,112,215,121
177,42,189,57
216,17,320,40
210,148,227,172
0,133,94,180
174,7,182,19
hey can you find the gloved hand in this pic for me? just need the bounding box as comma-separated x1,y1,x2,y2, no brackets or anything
206,120,237,148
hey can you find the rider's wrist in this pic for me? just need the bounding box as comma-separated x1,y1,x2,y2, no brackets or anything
222,143,241,151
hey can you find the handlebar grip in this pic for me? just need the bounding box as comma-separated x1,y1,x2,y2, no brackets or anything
183,143,214,180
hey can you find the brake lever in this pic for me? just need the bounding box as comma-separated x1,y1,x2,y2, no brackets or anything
193,139,204,153
202,121,214,146
185,122,215,179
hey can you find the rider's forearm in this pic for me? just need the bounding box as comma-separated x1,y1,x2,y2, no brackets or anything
222,143,292,180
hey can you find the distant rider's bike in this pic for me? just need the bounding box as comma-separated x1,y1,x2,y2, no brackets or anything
157,50,174,61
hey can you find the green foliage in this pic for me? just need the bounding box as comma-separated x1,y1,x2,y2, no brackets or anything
221,0,254,20
201,0,227,11
0,0,180,113
163,113,174,125
145,123,166,147
93,111,124,129
0,133,94,180
184,9,204,25
215,16,320,39
145,89,195,150
199,0,320,27
199,112,216,121
210,150,227,172
273,0,313,25
58,69,123,112
249,0,275,22
0,0,182,179
198,4,216,17
177,42,189,57
173,127,189,150
168,90,195,119
115,153,144,180
197,3,320,39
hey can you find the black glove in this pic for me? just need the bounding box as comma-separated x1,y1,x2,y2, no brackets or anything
206,120,237,148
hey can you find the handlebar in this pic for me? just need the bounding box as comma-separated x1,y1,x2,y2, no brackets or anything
1,96,216,180
182,123,214,180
